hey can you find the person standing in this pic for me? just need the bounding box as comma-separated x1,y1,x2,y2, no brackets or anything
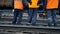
27,0,41,25
12,0,24,24
44,0,59,26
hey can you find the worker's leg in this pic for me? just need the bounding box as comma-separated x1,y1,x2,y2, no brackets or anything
28,9,33,23
31,9,37,25
12,9,19,24
17,10,23,24
47,10,52,26
52,10,57,26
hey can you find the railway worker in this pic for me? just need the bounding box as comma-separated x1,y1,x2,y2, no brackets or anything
27,0,41,25
44,0,59,26
12,0,24,24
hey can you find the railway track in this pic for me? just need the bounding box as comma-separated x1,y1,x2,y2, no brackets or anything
0,24,60,34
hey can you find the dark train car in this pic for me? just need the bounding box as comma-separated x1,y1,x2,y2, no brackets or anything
0,0,13,9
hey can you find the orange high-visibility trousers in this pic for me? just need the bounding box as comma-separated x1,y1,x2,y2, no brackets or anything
46,0,59,9
14,0,24,10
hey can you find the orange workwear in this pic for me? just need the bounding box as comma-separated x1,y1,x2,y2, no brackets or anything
14,0,24,10
46,0,59,9
28,0,40,8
